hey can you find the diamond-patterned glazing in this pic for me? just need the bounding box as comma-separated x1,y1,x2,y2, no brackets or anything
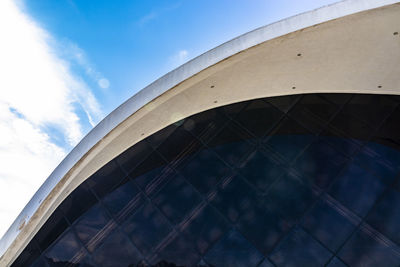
12,94,400,267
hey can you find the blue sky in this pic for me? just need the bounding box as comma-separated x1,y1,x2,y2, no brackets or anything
0,0,339,237
24,0,341,127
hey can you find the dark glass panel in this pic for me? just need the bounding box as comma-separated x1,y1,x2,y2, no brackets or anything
329,163,386,217
78,257,95,267
35,210,69,252
102,179,141,218
122,201,172,257
394,179,400,193
182,108,229,144
210,175,259,223
181,205,229,255
92,229,142,267
208,121,255,166
326,257,347,267
31,257,49,267
293,139,347,189
146,124,178,149
235,99,283,137
354,143,400,185
13,93,400,267
296,94,338,122
288,104,326,134
196,259,210,267
86,160,126,198
263,117,314,162
364,142,400,170
129,151,169,192
328,109,373,142
206,118,253,146
203,229,263,267
257,258,275,267
156,126,203,164
59,182,98,224
338,224,400,267
389,95,400,103
374,107,400,151
239,148,286,192
129,151,166,179
320,134,361,158
12,240,41,267
216,101,247,119
179,148,231,194
73,203,113,252
287,94,338,134
152,233,200,266
343,94,397,128
152,174,202,224
366,188,400,245
265,172,317,224
321,93,351,105
302,196,359,252
270,226,332,267
69,254,95,267
212,140,255,167
266,94,300,113
237,201,290,254
116,139,153,173
44,229,84,266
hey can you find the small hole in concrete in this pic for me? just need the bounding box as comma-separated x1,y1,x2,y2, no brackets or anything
292,86,296,89
214,100,218,103
141,133,144,136
210,85,215,88
394,32,399,35
378,85,382,88
297,53,302,56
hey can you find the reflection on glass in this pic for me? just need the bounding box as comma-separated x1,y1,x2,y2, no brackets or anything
12,94,400,267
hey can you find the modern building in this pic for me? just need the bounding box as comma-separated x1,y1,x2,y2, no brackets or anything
1,0,400,266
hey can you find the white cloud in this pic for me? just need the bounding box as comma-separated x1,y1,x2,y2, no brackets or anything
61,41,110,91
98,78,110,89
0,0,103,237
0,102,66,238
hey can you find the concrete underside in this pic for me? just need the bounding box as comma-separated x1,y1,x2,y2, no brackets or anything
1,0,400,265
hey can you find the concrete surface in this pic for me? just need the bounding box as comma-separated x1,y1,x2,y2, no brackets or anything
1,0,400,265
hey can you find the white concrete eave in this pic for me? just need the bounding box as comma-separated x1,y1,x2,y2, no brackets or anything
1,0,400,265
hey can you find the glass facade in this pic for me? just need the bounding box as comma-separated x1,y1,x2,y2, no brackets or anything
12,94,400,267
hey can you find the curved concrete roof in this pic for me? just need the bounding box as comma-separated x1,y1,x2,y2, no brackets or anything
1,0,400,265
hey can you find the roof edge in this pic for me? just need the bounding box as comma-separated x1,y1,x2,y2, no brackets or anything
1,0,399,263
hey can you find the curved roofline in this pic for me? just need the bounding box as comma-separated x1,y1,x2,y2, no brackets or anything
1,0,399,264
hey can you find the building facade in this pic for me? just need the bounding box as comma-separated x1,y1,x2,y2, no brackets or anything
1,0,400,266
